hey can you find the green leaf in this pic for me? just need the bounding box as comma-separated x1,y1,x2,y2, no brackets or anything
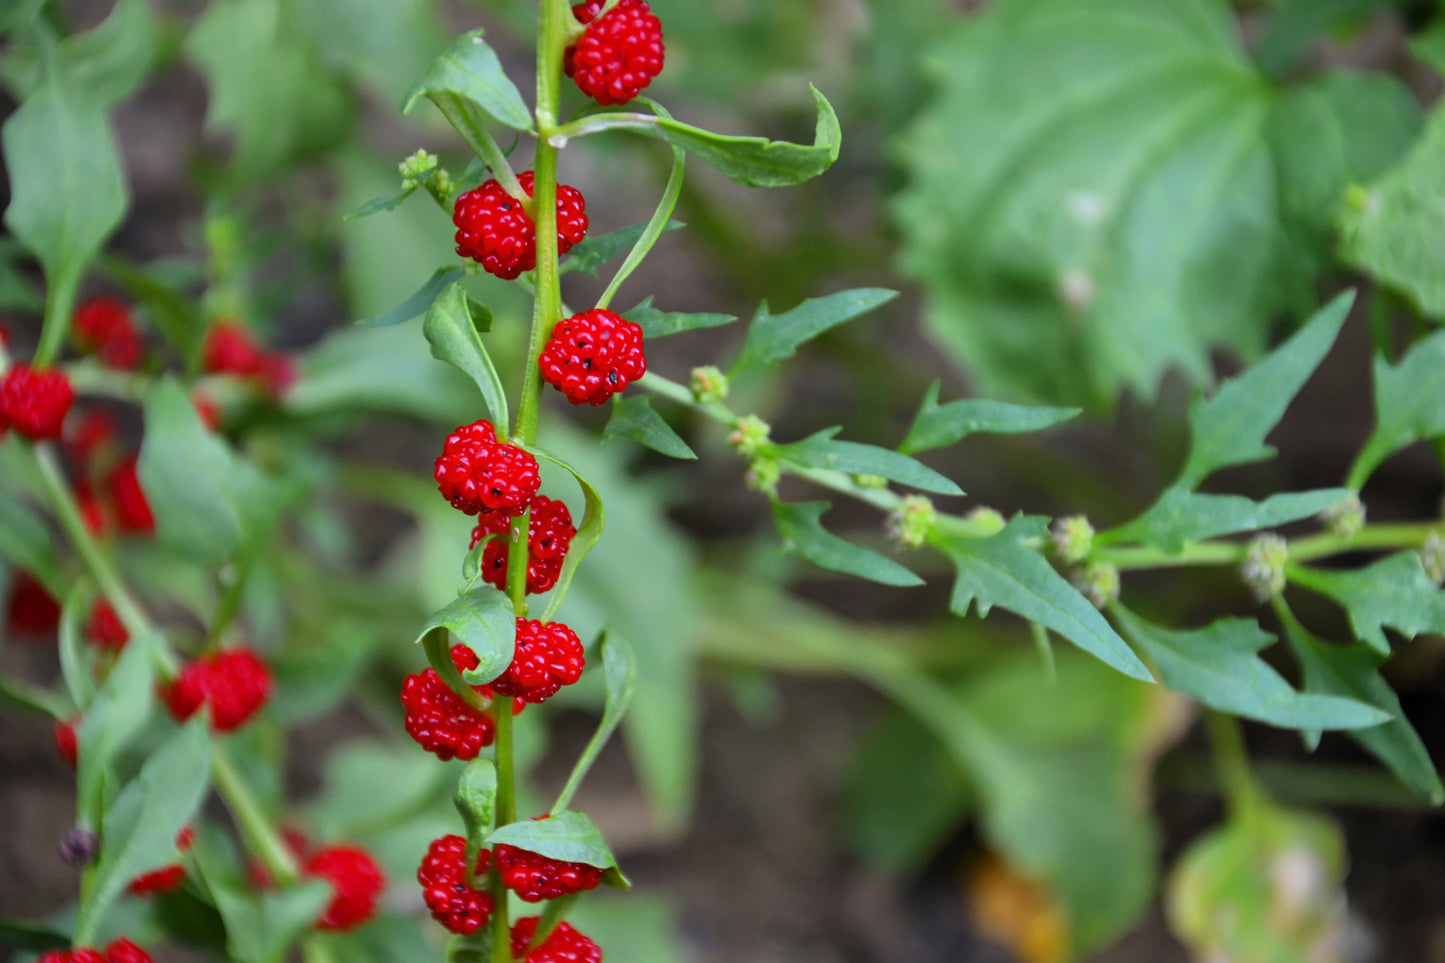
1113,607,1388,730
1179,292,1352,487
0,919,70,952
937,516,1152,681
552,632,636,814
0,487,62,591
1102,488,1351,554
899,382,1079,454
56,0,157,105
344,187,417,220
1255,0,1393,76
58,588,95,710
76,637,156,831
401,29,532,131
531,448,606,624
99,256,207,360
772,427,963,496
74,720,211,946
1412,20,1445,75
357,266,466,328
622,297,736,338
731,288,897,374
455,758,497,876
1349,329,1445,488
1280,613,1443,803
422,281,506,429
771,500,922,587
1289,552,1445,656
306,741,451,839
486,810,619,870
416,585,516,687
560,221,685,278
602,394,695,460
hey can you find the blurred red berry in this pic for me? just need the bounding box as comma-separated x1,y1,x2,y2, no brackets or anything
304,844,385,931
128,827,195,897
203,321,266,377
0,364,74,440
193,393,223,431
54,718,79,768
6,571,60,638
86,599,129,651
74,297,144,371
162,648,272,732
108,455,155,535
65,409,118,465
101,940,152,963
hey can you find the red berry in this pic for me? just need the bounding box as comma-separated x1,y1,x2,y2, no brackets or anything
76,482,109,537
470,495,576,595
495,820,603,902
65,409,118,465
304,844,385,932
435,420,542,517
452,171,588,280
510,918,603,963
109,455,155,535
203,321,266,377
566,0,664,106
39,951,107,963
6,570,60,638
102,940,152,963
258,352,296,399
74,297,144,371
128,827,194,897
54,718,78,768
86,599,129,651
162,648,272,732
538,309,647,406
418,835,494,935
491,619,586,706
193,393,223,431
0,364,74,440
401,644,501,761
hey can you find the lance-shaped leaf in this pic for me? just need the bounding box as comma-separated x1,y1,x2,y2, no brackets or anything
487,810,623,883
455,758,498,877
561,220,684,277
603,394,695,460
0,920,69,953
773,427,962,496
402,30,532,131
623,297,736,339
936,516,1151,681
531,448,605,624
552,633,636,814
772,501,922,587
731,288,897,374
1102,488,1350,554
0,488,62,591
417,585,516,687
422,281,506,429
1112,607,1388,730
1349,329,1445,488
76,637,156,830
1289,552,1445,656
359,266,466,327
900,382,1079,454
344,186,416,221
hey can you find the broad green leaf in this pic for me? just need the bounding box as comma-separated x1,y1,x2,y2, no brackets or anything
1280,612,1443,802
401,29,532,131
357,266,465,327
56,0,157,105
731,288,897,374
0,243,40,310
771,500,923,587
0,0,44,33
1113,607,1388,730
532,448,606,624
306,741,451,839
1255,0,1395,76
773,427,963,496
58,588,94,709
1413,21,1445,75
417,585,515,686
422,282,506,430
1289,552,1445,656
283,0,449,103
936,516,1151,681
455,758,497,876
1179,292,1351,487
552,633,636,814
1349,329,1445,488
73,720,210,946
623,297,736,339
486,810,619,870
0,488,62,590
344,187,416,220
191,827,332,963
899,382,1079,454
602,394,695,460
1102,488,1350,554
561,221,685,278
0,919,70,952
76,638,155,831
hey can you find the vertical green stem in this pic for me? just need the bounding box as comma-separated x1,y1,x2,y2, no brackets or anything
1204,710,1258,818
211,745,301,885
33,266,79,368
490,699,517,963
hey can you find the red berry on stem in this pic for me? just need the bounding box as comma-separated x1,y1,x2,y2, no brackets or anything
470,495,576,595
304,844,386,931
74,297,143,371
54,718,79,768
566,0,664,105
418,835,494,935
510,918,603,963
453,171,588,280
0,364,74,440
86,599,129,651
402,644,501,761
538,308,647,406
203,321,266,377
162,648,272,732
6,570,60,638
495,822,604,902
101,940,152,963
490,619,586,706
435,420,541,517
109,455,155,535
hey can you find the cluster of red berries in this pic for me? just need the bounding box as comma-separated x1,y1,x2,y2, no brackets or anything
39,940,151,963
418,834,494,934
511,918,603,963
86,599,129,650
302,843,388,931
401,644,512,761
162,648,272,732
435,420,542,516
495,829,604,902
453,172,589,280
566,0,665,106
538,308,647,406
202,320,294,399
0,363,73,441
492,618,586,705
471,495,576,594
73,297,144,371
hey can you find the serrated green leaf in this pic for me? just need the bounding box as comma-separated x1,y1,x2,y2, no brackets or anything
357,266,465,327
772,500,922,587
936,516,1151,681
0,919,70,952
344,187,416,220
0,487,61,591
602,394,695,460
1113,607,1388,729
1349,329,1445,488
402,29,531,131
417,585,515,686
773,427,962,496
1180,292,1351,486
560,220,684,278
76,637,156,831
73,720,211,946
552,632,636,814
531,448,605,624
622,297,735,338
731,288,897,374
1103,487,1350,554
899,381,1079,454
486,810,618,869
422,282,506,429
1279,612,1443,803
1290,552,1445,656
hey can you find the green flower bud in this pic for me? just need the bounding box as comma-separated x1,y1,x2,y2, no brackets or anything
690,365,729,403
1422,532,1445,587
744,457,780,495
853,473,887,490
399,148,440,187
728,415,771,458
1050,515,1094,564
888,495,937,549
965,506,1006,537
1320,493,1365,540
1074,561,1120,610
1242,534,1289,602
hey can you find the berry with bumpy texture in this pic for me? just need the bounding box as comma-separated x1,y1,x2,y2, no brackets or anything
305,844,386,931
435,420,541,517
418,835,494,935
566,0,664,105
452,172,588,280
0,364,73,440
129,827,194,896
495,819,604,902
55,718,78,768
470,495,576,595
101,941,152,963
109,456,155,535
538,308,647,406
6,571,60,638
86,599,129,651
73,297,143,371
162,648,272,732
490,619,585,706
401,644,499,761
510,918,603,963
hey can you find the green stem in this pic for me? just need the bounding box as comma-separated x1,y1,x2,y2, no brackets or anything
34,266,80,368
211,744,300,886
1204,709,1259,818
489,699,517,963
